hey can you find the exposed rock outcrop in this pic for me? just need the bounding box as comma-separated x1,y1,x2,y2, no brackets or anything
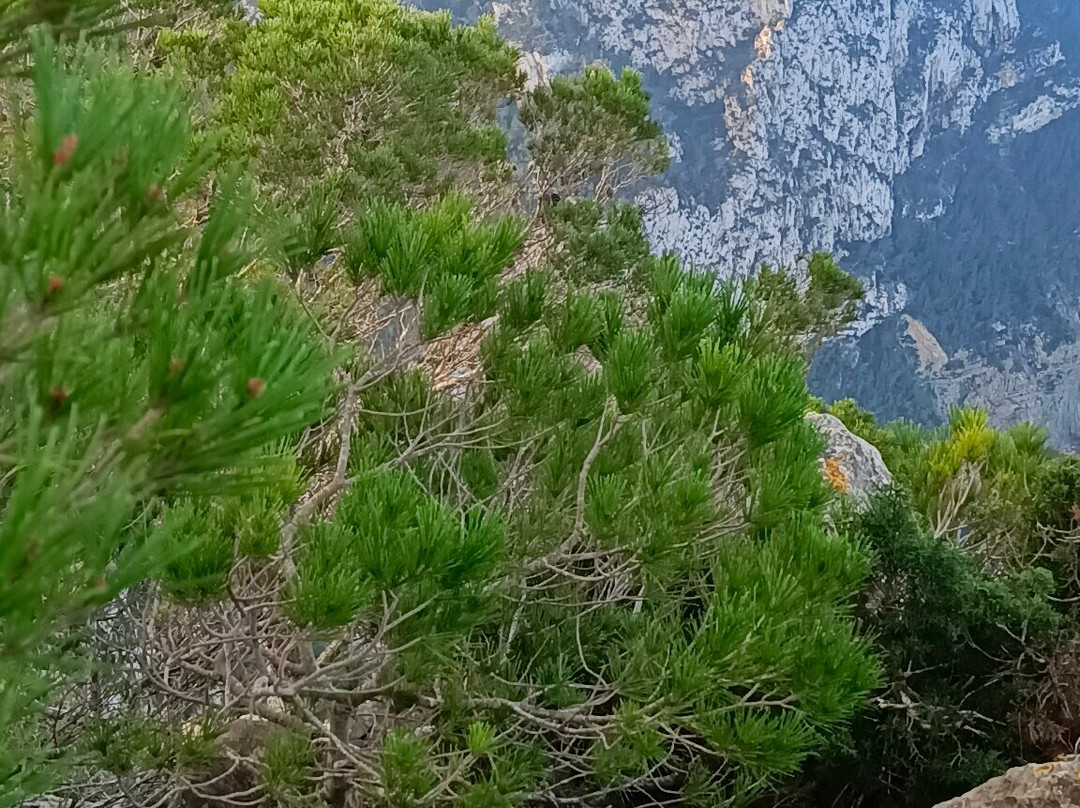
806,412,892,499
903,315,947,372
921,331,1080,450
932,757,1080,808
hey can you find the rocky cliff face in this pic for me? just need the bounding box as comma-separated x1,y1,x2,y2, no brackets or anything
638,0,1024,269
420,0,1080,447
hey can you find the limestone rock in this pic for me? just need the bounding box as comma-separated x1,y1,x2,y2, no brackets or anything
571,345,602,374
459,0,1073,283
932,757,1080,808
903,315,948,372
806,412,892,498
517,50,550,91
233,0,262,24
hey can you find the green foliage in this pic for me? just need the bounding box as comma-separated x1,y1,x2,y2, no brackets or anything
543,199,657,282
739,356,813,451
287,463,505,649
0,0,201,75
603,329,655,413
149,458,302,601
343,194,524,337
308,253,881,806
544,289,601,353
260,730,317,801
153,502,235,601
16,3,1076,808
1031,455,1080,532
651,273,726,363
84,715,222,775
160,0,520,200
520,64,669,198
271,179,343,276
0,33,333,803
805,488,1060,808
747,253,865,360
499,270,548,331
810,396,1080,804
859,404,1056,566
381,731,438,808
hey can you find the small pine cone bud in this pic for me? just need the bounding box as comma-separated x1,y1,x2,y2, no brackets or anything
168,357,185,375
46,275,64,295
146,185,165,206
49,386,69,406
52,134,78,166
93,576,107,589
246,377,266,398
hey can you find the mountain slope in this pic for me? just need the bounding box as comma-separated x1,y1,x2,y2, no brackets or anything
420,0,1080,446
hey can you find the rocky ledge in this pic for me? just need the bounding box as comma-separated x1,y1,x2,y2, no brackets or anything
933,757,1080,808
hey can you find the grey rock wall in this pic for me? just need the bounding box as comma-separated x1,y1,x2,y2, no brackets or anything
482,0,1064,273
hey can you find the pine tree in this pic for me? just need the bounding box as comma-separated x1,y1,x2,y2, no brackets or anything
746,253,865,361
520,64,670,201
5,4,893,807
34,7,883,805
0,27,333,804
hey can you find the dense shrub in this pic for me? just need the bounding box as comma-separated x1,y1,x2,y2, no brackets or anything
520,64,669,199
159,0,520,200
542,199,659,283
21,5,888,800
802,488,1060,808
747,253,865,361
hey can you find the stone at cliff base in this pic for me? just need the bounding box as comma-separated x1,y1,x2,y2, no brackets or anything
932,757,1080,808
805,412,892,497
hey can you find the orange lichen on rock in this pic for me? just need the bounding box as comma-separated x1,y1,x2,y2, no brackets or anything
821,456,851,493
